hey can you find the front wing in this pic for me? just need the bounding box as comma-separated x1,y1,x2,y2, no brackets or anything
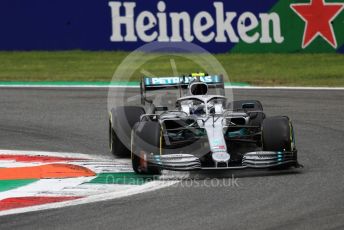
147,151,300,171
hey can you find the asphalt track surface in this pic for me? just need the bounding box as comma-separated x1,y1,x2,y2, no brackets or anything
0,87,343,230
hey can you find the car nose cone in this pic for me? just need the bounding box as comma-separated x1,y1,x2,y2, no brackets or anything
212,152,230,163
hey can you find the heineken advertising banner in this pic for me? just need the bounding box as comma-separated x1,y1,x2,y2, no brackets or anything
0,0,343,53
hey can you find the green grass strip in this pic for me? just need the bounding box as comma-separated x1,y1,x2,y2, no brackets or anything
0,179,38,192
86,172,157,185
0,51,343,86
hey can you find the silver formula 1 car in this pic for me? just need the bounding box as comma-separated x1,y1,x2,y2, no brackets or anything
109,73,301,174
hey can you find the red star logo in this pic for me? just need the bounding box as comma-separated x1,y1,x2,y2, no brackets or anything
291,0,344,48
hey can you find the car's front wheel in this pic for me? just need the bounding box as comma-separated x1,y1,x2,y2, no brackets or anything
131,121,162,175
262,116,297,168
262,116,295,152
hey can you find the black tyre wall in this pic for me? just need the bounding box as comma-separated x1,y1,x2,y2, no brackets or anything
132,121,161,156
132,121,161,174
109,106,145,156
262,116,293,152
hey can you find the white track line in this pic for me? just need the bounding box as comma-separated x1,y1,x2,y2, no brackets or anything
0,84,343,90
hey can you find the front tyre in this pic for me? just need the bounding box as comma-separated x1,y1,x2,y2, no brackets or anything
262,116,295,152
131,121,162,175
262,116,297,168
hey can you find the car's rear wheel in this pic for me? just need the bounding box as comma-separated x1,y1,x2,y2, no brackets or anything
109,106,145,157
131,121,162,175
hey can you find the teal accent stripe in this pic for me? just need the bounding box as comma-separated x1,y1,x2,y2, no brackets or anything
225,82,250,87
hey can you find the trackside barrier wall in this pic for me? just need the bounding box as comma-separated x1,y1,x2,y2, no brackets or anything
0,0,343,53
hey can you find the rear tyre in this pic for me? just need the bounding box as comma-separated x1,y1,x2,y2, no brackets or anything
109,106,145,157
131,121,162,175
109,120,127,156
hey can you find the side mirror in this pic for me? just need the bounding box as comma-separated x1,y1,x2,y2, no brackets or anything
155,106,168,112
242,103,255,109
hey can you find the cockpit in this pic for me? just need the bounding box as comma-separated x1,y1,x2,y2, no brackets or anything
175,79,227,116
177,96,227,116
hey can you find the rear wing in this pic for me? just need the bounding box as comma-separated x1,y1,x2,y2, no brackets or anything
140,74,224,104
